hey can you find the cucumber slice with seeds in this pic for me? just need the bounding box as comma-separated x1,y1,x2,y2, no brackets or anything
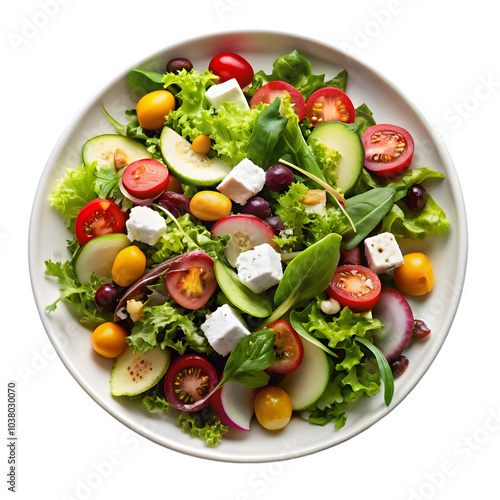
160,127,231,186
307,121,364,196
110,346,170,397
82,134,151,169
74,233,130,284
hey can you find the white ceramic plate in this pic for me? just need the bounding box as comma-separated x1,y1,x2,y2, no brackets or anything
29,30,467,463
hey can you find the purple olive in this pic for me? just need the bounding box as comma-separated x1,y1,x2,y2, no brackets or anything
241,197,271,219
265,215,285,235
166,58,193,73
265,164,294,192
156,191,190,218
404,184,428,212
95,284,119,312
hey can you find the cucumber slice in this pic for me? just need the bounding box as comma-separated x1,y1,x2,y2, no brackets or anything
280,338,330,411
110,346,170,396
160,127,231,186
74,233,130,283
82,134,151,168
307,121,364,196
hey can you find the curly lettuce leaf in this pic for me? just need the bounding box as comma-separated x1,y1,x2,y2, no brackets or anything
381,194,450,241
247,50,347,100
127,299,213,355
49,162,113,220
177,407,228,447
162,69,263,166
272,182,349,250
298,302,384,350
308,136,341,190
293,300,385,428
44,260,110,324
147,213,227,263
135,387,228,447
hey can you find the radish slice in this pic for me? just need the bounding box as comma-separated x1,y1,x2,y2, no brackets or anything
211,214,278,267
209,382,256,431
119,178,158,206
371,286,414,361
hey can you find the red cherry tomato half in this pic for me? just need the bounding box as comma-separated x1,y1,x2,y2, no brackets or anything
361,124,415,178
305,87,355,126
75,198,125,245
165,250,217,310
265,320,304,374
121,159,169,200
250,81,306,121
327,265,382,312
164,354,218,412
208,52,254,88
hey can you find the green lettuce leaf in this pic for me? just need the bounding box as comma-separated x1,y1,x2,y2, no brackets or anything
381,194,450,241
177,407,228,447
127,299,213,355
44,259,110,324
134,387,228,447
272,182,349,250
162,69,264,166
293,300,385,428
308,136,341,190
146,213,227,263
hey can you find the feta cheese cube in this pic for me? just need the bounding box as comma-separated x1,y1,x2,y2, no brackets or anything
126,206,166,246
216,158,266,205
300,189,327,216
200,304,250,356
205,78,249,111
364,232,404,274
236,243,283,294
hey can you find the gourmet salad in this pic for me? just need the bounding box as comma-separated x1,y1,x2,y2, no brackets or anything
45,49,449,447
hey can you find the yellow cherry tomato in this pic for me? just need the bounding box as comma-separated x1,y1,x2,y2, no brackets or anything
111,245,146,287
254,386,292,431
189,191,232,221
136,90,176,130
393,252,434,296
91,322,128,358
192,134,212,155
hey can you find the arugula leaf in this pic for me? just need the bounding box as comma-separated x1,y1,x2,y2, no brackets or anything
44,260,109,324
355,336,394,406
341,187,396,249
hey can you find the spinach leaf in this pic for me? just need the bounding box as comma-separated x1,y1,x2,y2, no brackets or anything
341,187,396,249
262,233,341,327
247,98,288,169
355,336,394,406
128,69,165,97
247,50,347,99
216,329,276,389
214,260,273,318
353,103,376,137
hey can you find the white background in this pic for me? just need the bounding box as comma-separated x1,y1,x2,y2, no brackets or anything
2,0,498,499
